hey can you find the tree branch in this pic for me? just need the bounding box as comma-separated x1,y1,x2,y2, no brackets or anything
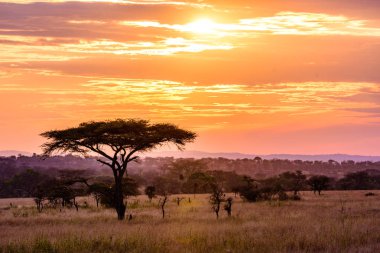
97,159,113,168
128,156,139,163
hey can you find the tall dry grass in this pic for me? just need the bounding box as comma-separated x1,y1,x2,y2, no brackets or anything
0,191,379,253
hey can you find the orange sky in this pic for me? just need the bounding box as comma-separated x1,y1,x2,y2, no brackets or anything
0,0,380,155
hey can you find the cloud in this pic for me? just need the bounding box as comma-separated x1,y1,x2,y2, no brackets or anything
347,107,380,116
1,1,379,64
2,66,379,122
0,0,210,8
124,12,380,37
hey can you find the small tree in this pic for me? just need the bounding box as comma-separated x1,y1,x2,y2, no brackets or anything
176,197,185,206
41,119,196,220
184,171,212,197
154,176,172,219
238,176,261,202
279,170,306,199
34,187,46,212
144,186,156,202
209,183,225,219
88,177,139,208
88,183,109,208
308,175,330,195
224,197,233,217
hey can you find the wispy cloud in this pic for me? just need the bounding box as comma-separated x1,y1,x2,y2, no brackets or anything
124,12,380,37
2,68,379,123
0,0,211,7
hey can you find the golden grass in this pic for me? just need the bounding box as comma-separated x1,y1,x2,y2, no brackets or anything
0,191,380,253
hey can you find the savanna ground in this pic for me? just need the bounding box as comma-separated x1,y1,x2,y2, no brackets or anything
0,191,379,253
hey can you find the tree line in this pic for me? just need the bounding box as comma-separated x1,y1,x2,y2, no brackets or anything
1,118,379,220
2,155,380,182
1,162,379,217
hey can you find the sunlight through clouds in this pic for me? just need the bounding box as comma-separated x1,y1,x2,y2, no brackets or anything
124,12,380,37
1,0,380,153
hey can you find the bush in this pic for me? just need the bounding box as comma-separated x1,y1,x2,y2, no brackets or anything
239,186,261,202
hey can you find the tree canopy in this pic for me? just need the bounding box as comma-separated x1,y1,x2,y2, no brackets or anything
41,119,196,161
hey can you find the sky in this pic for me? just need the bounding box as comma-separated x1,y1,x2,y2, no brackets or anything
0,0,380,155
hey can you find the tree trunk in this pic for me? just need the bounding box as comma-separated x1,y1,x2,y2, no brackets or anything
215,203,220,219
161,196,167,219
114,176,126,220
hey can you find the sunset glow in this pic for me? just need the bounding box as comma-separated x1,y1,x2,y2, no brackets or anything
0,0,380,155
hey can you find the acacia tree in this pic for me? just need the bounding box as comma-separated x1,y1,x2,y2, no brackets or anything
144,186,156,202
279,170,306,198
308,175,331,195
41,119,196,220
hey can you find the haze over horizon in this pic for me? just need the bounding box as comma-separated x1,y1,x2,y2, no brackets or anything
1,0,380,155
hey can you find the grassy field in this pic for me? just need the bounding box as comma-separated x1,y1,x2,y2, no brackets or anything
0,191,379,253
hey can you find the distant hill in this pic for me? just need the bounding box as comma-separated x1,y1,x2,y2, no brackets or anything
0,150,33,157
146,150,380,162
1,150,380,179
2,149,380,162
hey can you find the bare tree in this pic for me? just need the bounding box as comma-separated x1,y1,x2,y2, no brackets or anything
158,195,168,219
209,183,225,219
154,177,171,219
176,197,185,206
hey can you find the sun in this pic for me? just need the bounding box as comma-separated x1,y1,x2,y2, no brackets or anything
184,18,219,34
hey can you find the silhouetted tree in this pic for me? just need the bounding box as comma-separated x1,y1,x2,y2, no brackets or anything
224,197,233,217
279,170,306,198
176,197,185,206
154,176,172,219
88,183,109,207
209,182,225,219
159,195,168,219
88,177,139,208
337,171,377,190
308,175,331,195
144,186,156,202
33,178,57,211
238,176,261,202
41,119,196,220
7,169,49,197
183,171,212,197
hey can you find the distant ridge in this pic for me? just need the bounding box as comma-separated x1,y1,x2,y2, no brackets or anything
1,150,380,162
146,150,380,162
0,150,33,157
